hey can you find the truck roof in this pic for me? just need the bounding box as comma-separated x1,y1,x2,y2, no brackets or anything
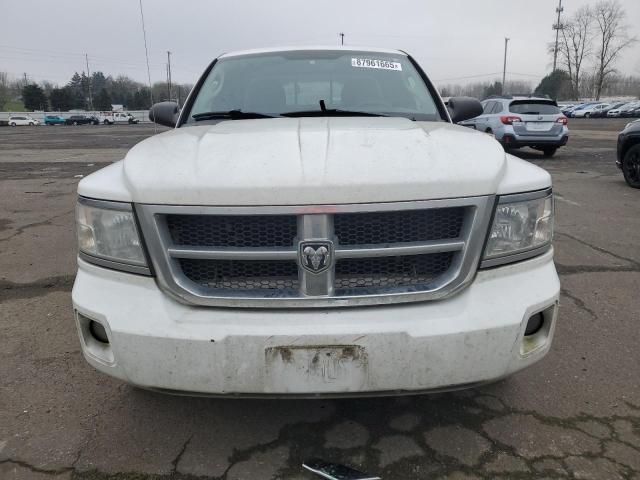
219,45,407,59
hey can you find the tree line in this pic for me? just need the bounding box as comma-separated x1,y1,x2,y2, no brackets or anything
0,70,192,112
441,0,638,102
548,0,636,100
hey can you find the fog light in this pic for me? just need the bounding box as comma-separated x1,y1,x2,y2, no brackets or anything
524,313,544,336
89,320,109,344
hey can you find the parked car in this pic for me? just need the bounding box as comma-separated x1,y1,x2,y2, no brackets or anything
44,115,66,125
73,46,559,397
572,103,609,118
459,95,569,157
99,112,139,124
8,115,39,126
622,103,640,118
65,115,99,126
618,102,640,118
607,102,634,117
616,119,640,188
565,102,599,118
593,102,626,118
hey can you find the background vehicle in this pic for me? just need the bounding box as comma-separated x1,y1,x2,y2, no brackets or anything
99,112,139,125
565,102,599,118
622,104,640,118
65,115,99,126
618,102,640,117
44,115,66,125
616,119,640,188
9,115,39,126
594,102,626,118
460,95,569,157
607,102,633,117
572,103,609,118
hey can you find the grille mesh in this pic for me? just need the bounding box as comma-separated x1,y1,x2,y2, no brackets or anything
166,214,297,247
335,252,454,290
334,208,465,245
180,259,298,290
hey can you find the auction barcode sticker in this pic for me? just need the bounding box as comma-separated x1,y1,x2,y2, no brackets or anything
351,58,402,71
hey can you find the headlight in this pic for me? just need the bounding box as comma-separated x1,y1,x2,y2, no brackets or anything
481,191,553,268
76,197,150,274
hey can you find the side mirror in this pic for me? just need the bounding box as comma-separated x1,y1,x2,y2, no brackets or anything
149,101,180,127
447,96,483,123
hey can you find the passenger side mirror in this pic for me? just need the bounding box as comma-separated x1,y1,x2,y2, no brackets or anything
149,101,180,127
447,97,483,124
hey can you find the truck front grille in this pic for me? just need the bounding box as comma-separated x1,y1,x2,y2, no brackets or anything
167,214,297,247
335,252,454,291
334,208,464,245
180,259,299,291
136,197,494,308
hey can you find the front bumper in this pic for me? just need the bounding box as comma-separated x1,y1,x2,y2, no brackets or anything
500,134,569,149
72,251,560,397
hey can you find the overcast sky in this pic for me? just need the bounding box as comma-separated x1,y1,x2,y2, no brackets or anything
3,0,640,88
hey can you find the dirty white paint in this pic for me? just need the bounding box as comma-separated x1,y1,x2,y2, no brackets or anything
79,117,549,205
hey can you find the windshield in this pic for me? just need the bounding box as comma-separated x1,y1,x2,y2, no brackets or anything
185,50,442,123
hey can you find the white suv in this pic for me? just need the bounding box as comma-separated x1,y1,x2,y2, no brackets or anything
73,47,559,397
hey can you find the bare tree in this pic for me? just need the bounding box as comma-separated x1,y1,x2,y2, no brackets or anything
592,0,637,99
555,6,593,100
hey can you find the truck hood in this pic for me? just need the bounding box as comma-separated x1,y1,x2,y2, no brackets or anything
120,117,510,205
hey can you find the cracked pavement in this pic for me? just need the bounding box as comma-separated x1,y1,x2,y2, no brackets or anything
1,121,639,479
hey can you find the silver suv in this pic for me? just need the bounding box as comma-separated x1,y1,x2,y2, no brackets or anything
461,96,569,157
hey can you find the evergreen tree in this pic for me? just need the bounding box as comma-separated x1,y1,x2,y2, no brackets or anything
534,70,572,100
49,87,74,111
22,83,47,110
94,88,112,111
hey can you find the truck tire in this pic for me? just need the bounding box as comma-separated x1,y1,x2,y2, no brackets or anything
10,122,16,127
542,147,557,158
622,144,640,188
103,119,110,125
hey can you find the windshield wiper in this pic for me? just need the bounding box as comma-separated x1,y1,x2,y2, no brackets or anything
281,109,387,118
192,110,276,121
281,99,387,118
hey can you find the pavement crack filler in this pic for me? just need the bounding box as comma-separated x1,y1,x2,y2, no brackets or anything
555,231,640,268
171,434,193,475
0,458,73,476
560,288,597,319
0,274,75,303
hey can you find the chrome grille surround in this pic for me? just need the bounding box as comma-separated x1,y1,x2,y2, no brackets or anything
136,196,495,308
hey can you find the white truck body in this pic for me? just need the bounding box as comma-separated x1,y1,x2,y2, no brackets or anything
99,111,138,125
73,47,559,396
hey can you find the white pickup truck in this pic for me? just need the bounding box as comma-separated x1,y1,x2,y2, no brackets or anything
98,111,139,125
73,46,559,396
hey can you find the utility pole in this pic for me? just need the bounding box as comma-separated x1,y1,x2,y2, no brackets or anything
552,0,564,71
23,72,28,85
502,37,509,94
85,53,93,111
339,32,344,46
166,51,172,102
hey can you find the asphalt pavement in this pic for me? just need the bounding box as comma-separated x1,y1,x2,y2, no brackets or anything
1,120,639,480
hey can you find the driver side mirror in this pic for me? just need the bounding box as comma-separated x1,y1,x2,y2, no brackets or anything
447,97,483,124
149,101,180,127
